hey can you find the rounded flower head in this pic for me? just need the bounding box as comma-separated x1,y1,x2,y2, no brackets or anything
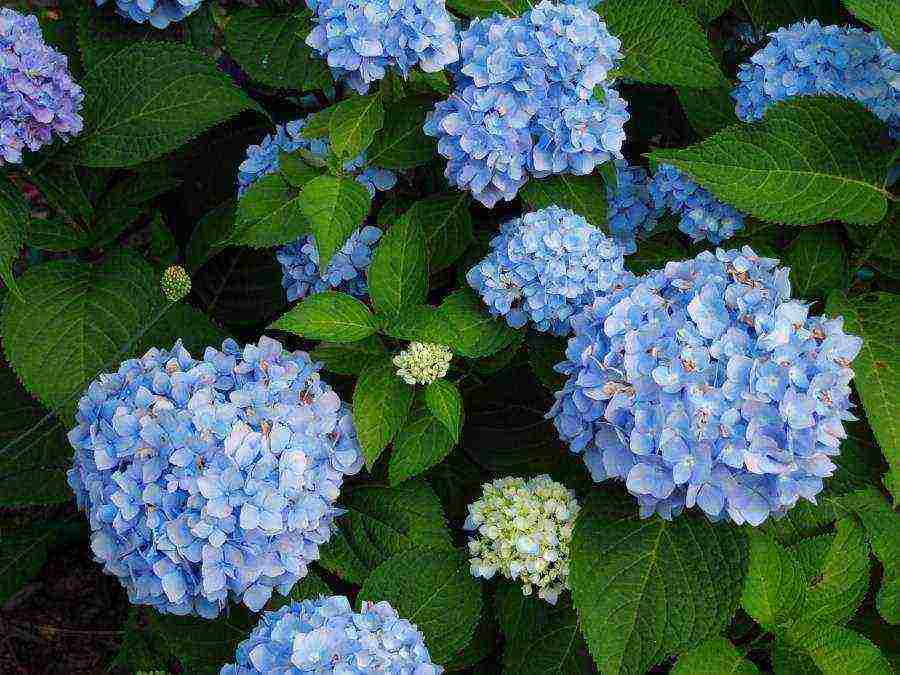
95,0,202,28
549,247,863,525
467,205,630,336
464,475,580,604
305,0,459,94
606,160,661,255
393,342,453,385
424,2,628,207
161,265,191,302
219,595,441,674
67,337,364,617
0,9,84,166
650,164,745,245
733,20,900,137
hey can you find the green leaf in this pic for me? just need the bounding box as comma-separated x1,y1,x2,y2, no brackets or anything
231,173,308,247
367,97,437,169
319,481,451,583
527,333,568,392
401,193,473,273
672,637,760,674
783,623,894,675
519,174,607,229
353,357,415,469
424,380,463,441
300,175,372,272
186,202,234,273
68,42,260,168
677,0,732,23
278,151,322,189
389,401,456,485
741,532,805,630
224,9,327,90
844,0,900,50
382,305,448,343
0,176,26,298
328,94,385,160
596,0,725,87
444,0,530,17
570,497,748,675
439,289,518,359
825,291,900,502
77,3,166,71
369,218,429,319
269,291,379,342
786,225,848,299
2,250,157,415
677,86,740,137
311,336,389,376
651,97,892,226
358,547,483,665
0,521,68,604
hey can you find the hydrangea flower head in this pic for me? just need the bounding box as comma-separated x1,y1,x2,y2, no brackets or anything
650,164,745,244
549,247,862,525
0,9,84,165
733,20,900,137
424,2,628,207
465,475,580,604
467,205,629,336
161,265,191,302
605,161,661,254
68,337,364,617
95,0,202,28
220,595,441,674
305,0,459,94
393,342,453,385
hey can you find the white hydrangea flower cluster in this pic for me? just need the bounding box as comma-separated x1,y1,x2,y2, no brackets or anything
464,475,580,604
393,342,453,385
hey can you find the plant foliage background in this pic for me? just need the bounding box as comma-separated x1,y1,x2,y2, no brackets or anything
0,0,897,673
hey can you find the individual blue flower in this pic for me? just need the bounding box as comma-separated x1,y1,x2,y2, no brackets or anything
649,164,745,245
733,20,900,137
0,9,83,166
467,205,630,336
548,247,863,525
305,0,459,94
605,160,661,255
68,337,364,617
95,0,202,28
276,226,382,302
425,2,627,207
219,595,441,674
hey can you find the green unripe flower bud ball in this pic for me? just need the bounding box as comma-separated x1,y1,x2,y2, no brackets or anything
161,265,191,302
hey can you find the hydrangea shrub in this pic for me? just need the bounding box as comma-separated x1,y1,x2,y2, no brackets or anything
0,1,897,674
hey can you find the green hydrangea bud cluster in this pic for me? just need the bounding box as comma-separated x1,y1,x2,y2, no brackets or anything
393,342,453,385
161,265,191,302
465,475,580,604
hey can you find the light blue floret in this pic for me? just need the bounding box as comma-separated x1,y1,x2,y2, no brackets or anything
650,164,745,245
0,9,83,165
305,0,459,94
68,337,363,617
548,247,863,525
605,161,661,255
95,0,202,28
733,20,900,138
219,595,441,674
467,205,630,336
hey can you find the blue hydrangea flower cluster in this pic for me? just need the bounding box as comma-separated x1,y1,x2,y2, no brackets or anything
220,595,440,674
549,247,863,525
606,161,661,255
0,9,83,166
650,164,745,245
95,0,202,28
305,0,459,94
424,2,628,207
276,226,382,302
238,116,394,303
733,20,900,138
467,205,629,336
67,337,364,617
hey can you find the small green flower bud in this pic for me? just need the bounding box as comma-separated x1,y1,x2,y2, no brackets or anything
161,265,191,302
393,342,453,385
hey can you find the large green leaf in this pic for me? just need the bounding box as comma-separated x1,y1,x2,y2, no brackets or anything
358,548,483,665
651,97,892,226
269,291,380,342
570,496,749,675
369,218,429,319
424,379,463,442
224,9,328,90
0,176,26,298
388,402,457,485
677,86,740,138
439,290,518,359
367,97,437,169
519,174,607,229
677,0,732,22
353,357,415,469
68,43,260,168
311,336,389,376
786,225,848,299
300,176,372,272
401,193,473,273
231,172,308,247
843,0,899,50
741,532,805,630
77,3,167,71
444,0,530,17
328,94,385,160
596,0,725,87
672,637,760,674
2,250,157,415
0,520,80,604
783,623,894,675
825,291,900,501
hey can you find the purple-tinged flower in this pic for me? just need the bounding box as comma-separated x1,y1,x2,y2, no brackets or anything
95,0,202,28
605,160,661,254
